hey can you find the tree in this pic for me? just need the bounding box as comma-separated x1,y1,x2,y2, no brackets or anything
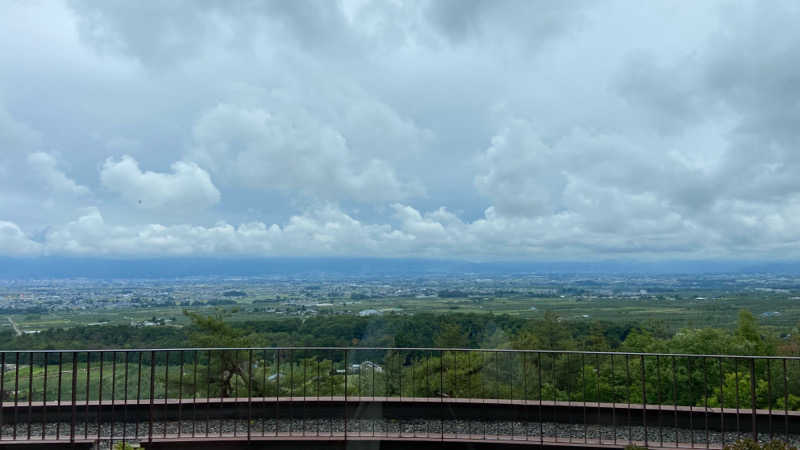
434,323,469,348
533,311,574,350
183,309,253,397
511,331,541,350
736,310,772,355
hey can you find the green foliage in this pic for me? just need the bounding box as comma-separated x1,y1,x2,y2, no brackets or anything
434,322,469,348
182,309,253,397
621,313,776,357
723,439,797,450
511,331,541,350
534,311,575,349
4,307,798,410
113,443,137,450
707,371,795,409
183,308,251,348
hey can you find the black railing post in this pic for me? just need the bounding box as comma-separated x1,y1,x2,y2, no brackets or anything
641,354,648,448
163,350,168,439
42,353,48,441
735,358,741,438
596,353,601,445
0,352,4,441
178,350,184,438
192,350,198,438
538,352,543,445
70,352,77,443
719,357,725,447
2,347,800,446
85,352,91,439
56,352,63,440
248,349,253,441
13,351,19,441
767,359,773,441
136,351,143,439
98,351,104,440
344,348,348,440
26,351,32,440
123,351,129,445
611,354,617,445
784,358,789,443
657,355,663,447
440,349,444,441
750,358,757,442
206,350,211,438
625,354,631,444
149,350,155,443
111,351,117,442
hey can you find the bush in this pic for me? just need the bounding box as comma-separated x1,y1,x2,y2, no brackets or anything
113,443,138,450
723,440,797,450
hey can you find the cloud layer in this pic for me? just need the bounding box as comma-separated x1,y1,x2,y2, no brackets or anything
2,0,800,260
189,104,421,203
100,155,220,212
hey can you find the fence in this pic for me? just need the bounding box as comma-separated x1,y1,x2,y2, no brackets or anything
0,347,799,448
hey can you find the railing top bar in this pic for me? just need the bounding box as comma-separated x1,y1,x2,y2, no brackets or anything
0,346,796,360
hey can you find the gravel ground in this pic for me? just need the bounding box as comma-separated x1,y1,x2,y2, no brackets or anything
2,418,797,449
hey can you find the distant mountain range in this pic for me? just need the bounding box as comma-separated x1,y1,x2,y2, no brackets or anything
0,257,799,279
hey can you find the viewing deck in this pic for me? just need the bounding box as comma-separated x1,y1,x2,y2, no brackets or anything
0,347,797,449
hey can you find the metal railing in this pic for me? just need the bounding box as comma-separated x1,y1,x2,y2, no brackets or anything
1,347,799,448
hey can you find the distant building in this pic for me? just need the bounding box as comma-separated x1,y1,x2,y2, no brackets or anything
358,309,381,317
348,361,383,374
360,361,383,373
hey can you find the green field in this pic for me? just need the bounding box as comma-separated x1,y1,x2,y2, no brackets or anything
5,292,800,335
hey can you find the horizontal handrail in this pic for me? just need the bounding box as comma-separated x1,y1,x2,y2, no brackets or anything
0,346,794,360
0,346,796,447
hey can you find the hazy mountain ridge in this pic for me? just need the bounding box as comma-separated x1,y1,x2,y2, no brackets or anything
1,257,798,279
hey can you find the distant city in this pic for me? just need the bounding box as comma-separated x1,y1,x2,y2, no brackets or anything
2,266,800,336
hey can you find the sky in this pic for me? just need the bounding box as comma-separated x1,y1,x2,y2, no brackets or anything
2,0,800,261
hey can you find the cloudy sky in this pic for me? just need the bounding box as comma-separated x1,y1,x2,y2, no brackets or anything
1,0,800,260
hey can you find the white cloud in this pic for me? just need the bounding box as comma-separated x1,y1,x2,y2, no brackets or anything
0,108,96,229
424,0,584,47
475,120,568,217
40,205,405,257
100,155,221,212
3,1,800,261
189,104,422,203
4,204,690,259
0,107,41,155
0,196,795,259
27,152,90,196
0,220,41,256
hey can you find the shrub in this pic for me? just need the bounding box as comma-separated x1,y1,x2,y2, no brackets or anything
723,440,797,450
